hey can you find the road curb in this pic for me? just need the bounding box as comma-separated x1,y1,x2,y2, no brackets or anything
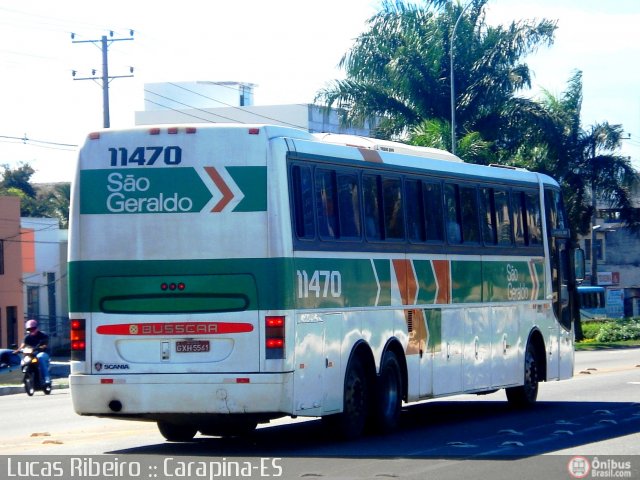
0,379,69,396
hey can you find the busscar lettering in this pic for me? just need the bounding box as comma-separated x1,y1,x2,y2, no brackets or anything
141,323,219,335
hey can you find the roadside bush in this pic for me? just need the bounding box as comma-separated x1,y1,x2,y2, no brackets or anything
580,322,602,340
595,320,640,342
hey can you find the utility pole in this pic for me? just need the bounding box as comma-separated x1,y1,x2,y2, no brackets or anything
449,0,474,156
71,30,135,128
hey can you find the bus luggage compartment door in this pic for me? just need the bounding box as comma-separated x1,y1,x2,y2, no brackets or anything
293,313,343,416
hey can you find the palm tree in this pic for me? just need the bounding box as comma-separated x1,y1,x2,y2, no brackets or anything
316,0,557,155
511,70,639,236
47,183,71,229
410,118,492,164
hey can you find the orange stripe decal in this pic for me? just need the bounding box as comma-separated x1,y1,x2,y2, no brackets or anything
432,260,451,304
358,148,383,163
205,166,234,212
392,259,417,305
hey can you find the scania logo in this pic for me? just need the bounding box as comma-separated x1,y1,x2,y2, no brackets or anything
94,362,129,371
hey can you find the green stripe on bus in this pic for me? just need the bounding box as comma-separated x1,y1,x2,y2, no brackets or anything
425,309,442,353
68,257,545,313
228,166,267,212
80,168,213,215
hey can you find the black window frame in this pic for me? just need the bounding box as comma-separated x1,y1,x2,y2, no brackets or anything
287,154,546,256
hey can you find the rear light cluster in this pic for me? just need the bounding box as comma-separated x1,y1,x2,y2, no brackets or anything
265,316,285,359
161,282,186,291
149,127,197,135
89,127,198,140
70,319,86,361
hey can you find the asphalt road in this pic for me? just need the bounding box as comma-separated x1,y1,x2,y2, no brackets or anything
1,348,639,479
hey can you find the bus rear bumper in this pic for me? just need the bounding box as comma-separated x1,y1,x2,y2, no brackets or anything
70,372,294,417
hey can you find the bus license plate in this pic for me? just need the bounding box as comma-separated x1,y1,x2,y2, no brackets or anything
176,340,210,353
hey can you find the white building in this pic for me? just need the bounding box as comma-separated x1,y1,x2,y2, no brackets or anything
136,81,379,137
144,81,256,111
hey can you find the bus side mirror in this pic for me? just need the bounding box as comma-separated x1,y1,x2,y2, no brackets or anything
574,248,585,283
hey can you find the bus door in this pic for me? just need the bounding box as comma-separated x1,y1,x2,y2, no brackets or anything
545,188,575,380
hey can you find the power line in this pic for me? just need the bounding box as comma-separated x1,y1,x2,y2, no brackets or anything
144,90,245,124
0,134,77,149
166,82,310,130
143,99,237,124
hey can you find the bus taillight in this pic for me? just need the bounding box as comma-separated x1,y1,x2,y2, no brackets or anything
265,316,285,359
70,319,86,361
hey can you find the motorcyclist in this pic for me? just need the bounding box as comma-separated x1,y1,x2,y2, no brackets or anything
14,319,51,386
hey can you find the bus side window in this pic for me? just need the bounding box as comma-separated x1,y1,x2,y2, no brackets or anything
494,189,512,245
337,172,361,239
424,182,444,242
512,191,526,246
525,192,542,245
460,185,480,244
291,165,315,240
444,184,462,244
405,179,426,242
382,176,405,241
315,169,338,240
480,187,497,245
363,174,383,241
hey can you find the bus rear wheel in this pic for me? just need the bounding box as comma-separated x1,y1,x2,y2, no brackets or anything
506,341,539,407
157,421,198,442
323,355,370,439
374,351,402,432
200,420,257,437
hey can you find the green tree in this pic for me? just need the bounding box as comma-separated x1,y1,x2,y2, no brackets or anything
410,118,492,164
511,70,639,236
316,0,557,156
1,163,37,198
45,183,71,229
1,163,71,226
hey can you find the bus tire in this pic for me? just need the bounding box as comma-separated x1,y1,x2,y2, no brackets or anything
157,421,198,442
324,355,369,439
506,341,539,407
200,420,257,438
374,350,402,432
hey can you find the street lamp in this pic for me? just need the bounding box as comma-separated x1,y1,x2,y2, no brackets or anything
450,0,474,156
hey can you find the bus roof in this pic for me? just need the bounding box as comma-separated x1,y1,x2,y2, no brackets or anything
82,123,560,188
313,133,463,163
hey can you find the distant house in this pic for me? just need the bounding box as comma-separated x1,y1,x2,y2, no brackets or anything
577,180,640,317
0,196,24,347
21,217,69,353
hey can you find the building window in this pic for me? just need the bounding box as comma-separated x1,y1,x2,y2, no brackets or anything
0,240,4,275
584,239,603,261
27,286,40,318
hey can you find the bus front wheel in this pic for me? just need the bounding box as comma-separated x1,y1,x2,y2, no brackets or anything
506,342,539,407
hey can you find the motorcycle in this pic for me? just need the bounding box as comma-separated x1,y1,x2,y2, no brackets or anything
20,346,51,396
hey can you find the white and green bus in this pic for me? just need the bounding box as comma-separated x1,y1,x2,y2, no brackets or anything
68,124,583,441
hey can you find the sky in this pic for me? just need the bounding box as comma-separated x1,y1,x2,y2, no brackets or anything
1,0,639,183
